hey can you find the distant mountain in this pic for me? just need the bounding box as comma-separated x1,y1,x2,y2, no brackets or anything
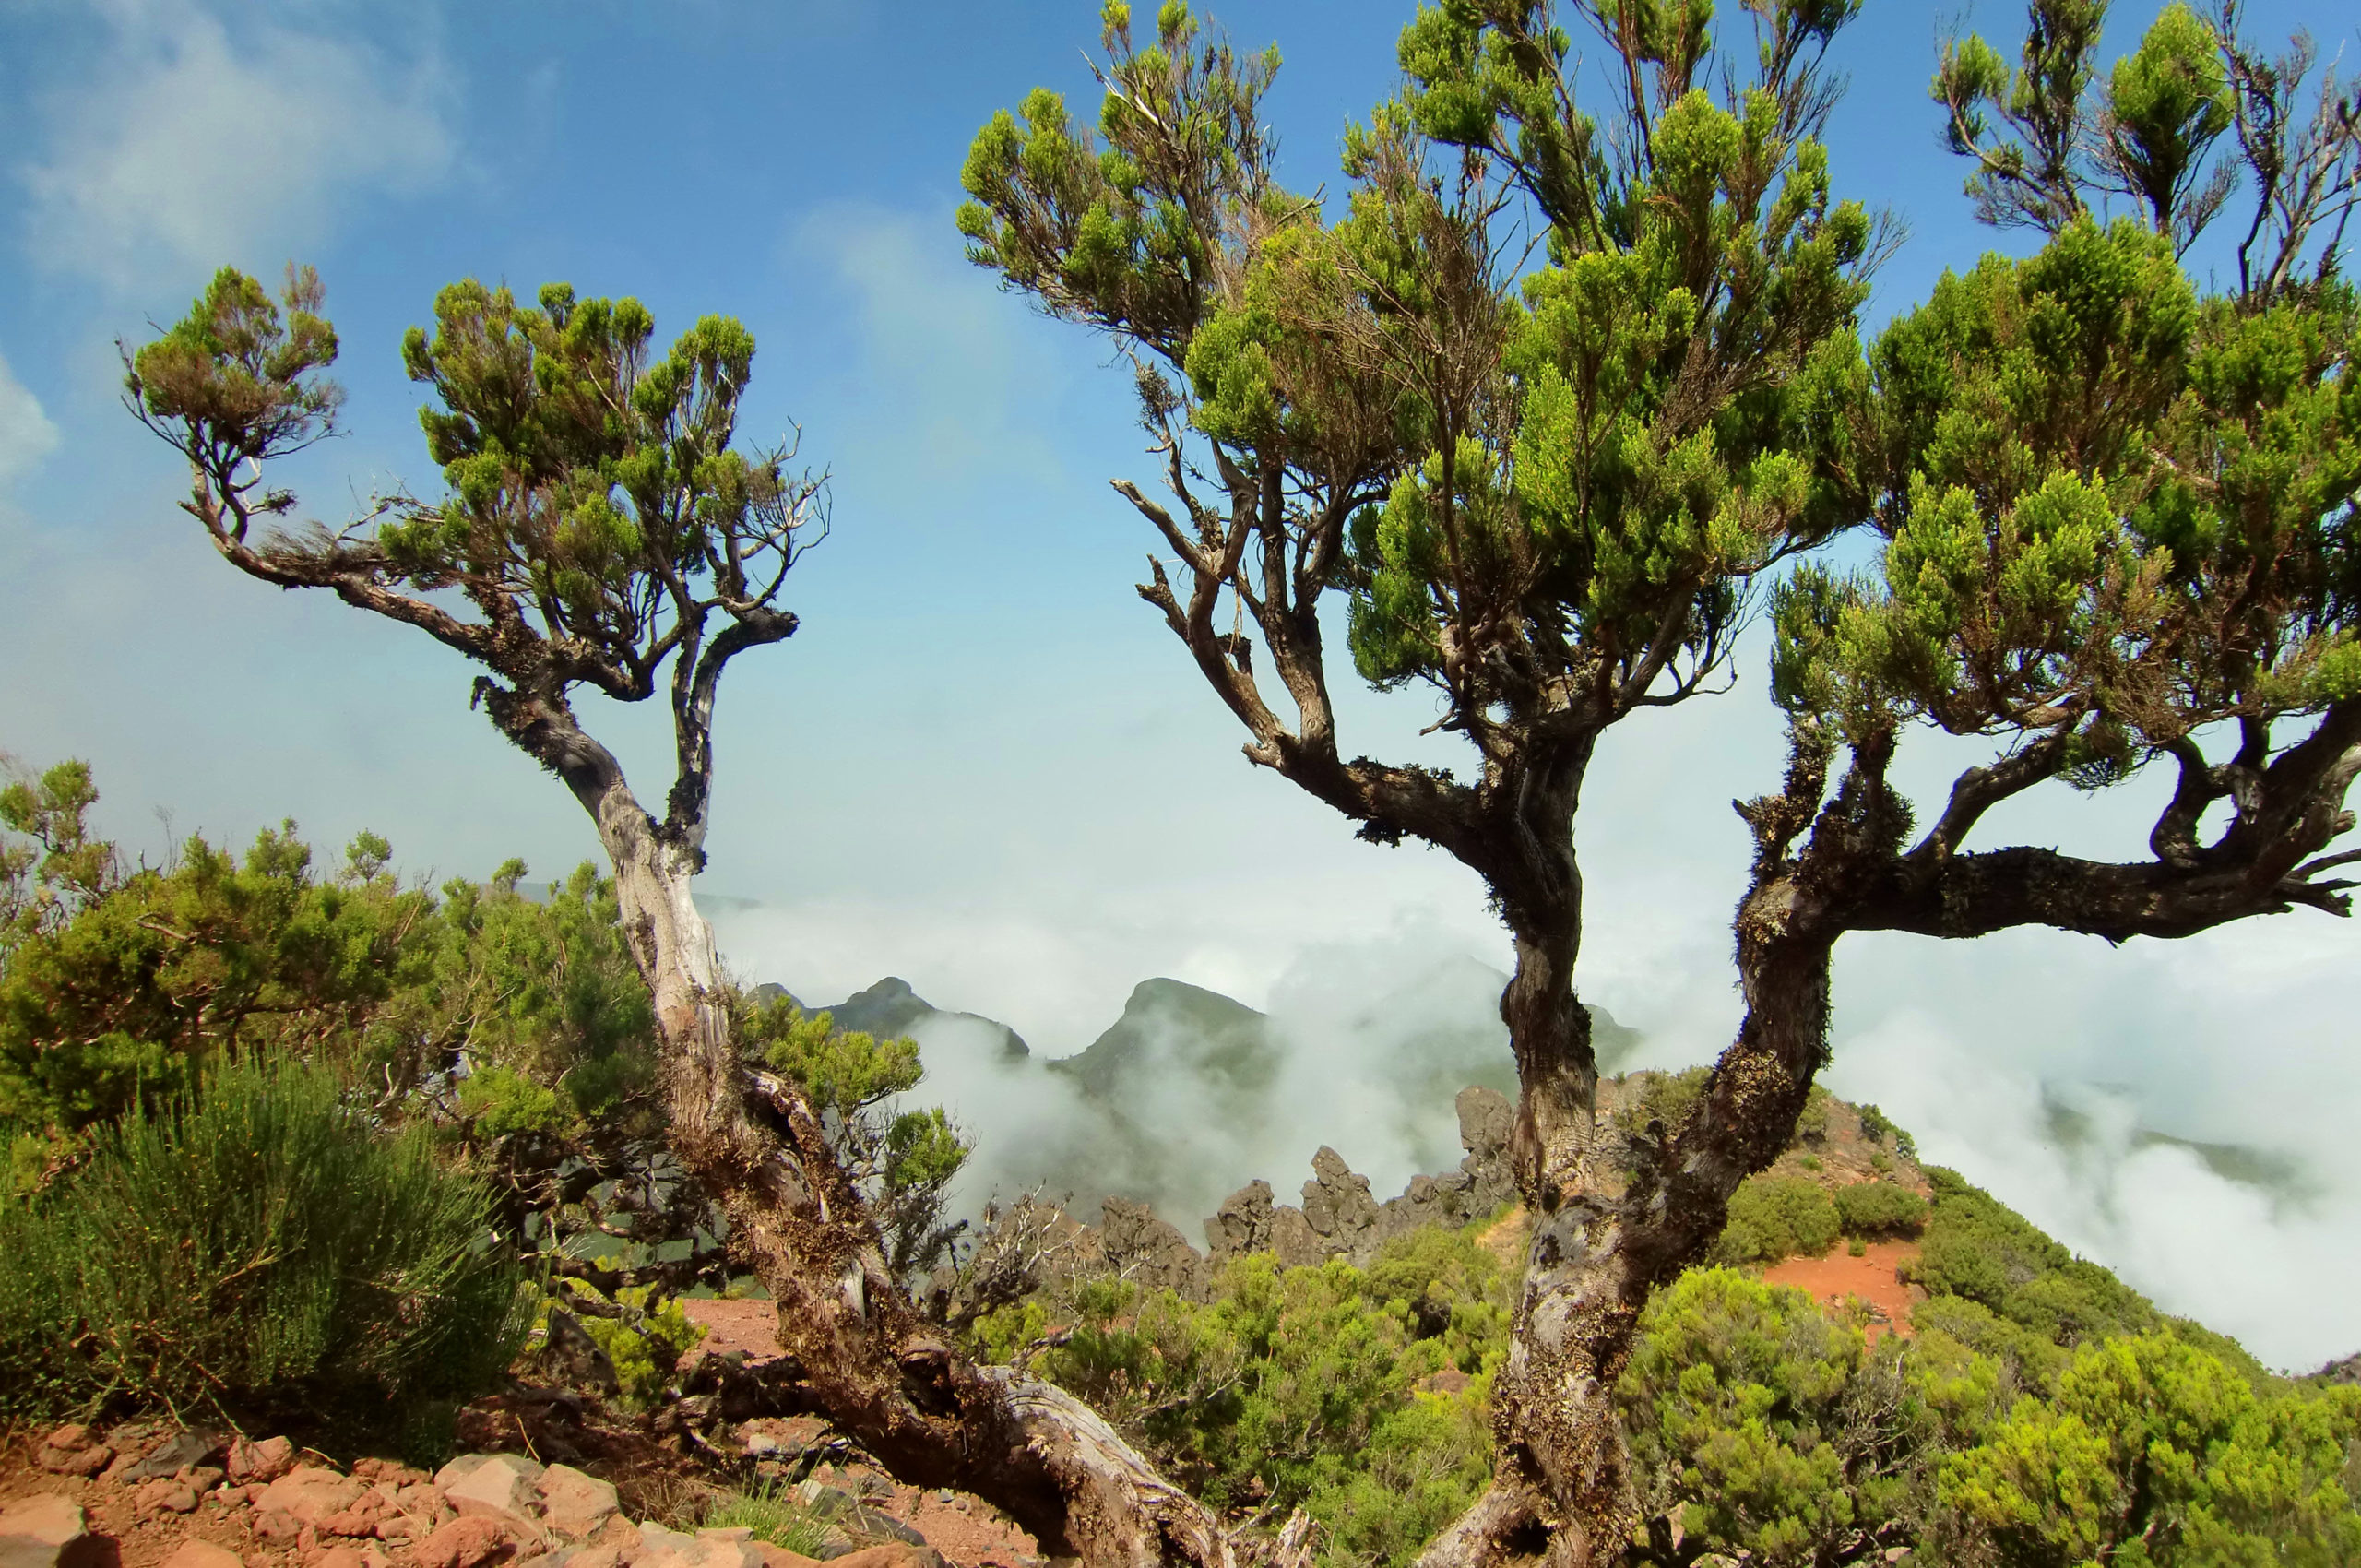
1048,978,1275,1100
753,976,1031,1062
2037,1085,2318,1210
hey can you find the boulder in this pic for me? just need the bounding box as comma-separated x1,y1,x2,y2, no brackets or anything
0,1495,101,1568
257,1467,368,1526
532,1467,618,1540
35,1446,111,1479
1205,1180,1274,1257
1299,1146,1380,1240
1096,1198,1205,1299
134,1479,200,1515
160,1542,246,1568
122,1431,227,1484
821,1548,943,1568
443,1456,546,1528
227,1437,296,1485
407,1517,516,1568
316,1548,394,1568
635,1523,759,1568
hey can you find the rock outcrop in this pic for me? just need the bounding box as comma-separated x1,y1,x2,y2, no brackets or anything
962,1083,1522,1304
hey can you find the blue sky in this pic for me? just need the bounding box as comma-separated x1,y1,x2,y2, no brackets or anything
3,0,2358,1366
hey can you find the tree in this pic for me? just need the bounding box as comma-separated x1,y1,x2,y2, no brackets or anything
123,270,1238,1563
1669,3,2361,1552
961,0,1879,1555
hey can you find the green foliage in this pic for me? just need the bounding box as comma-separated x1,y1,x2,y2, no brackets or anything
540,1277,706,1410
1831,1180,1929,1241
1906,1168,2158,1346
973,1225,1511,1568
1939,1332,2361,1564
1714,1173,1840,1265
1612,1065,1711,1140
0,1053,525,1426
0,768,442,1140
1856,1101,1918,1160
0,760,660,1154
745,998,971,1280
701,1479,837,1556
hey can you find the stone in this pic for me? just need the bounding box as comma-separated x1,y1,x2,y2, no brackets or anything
252,1514,305,1544
1095,1198,1205,1299
352,1461,430,1488
562,1546,629,1568
443,1455,545,1527
258,1467,369,1526
0,1495,100,1568
228,1437,297,1485
44,1426,95,1453
123,1431,228,1484
35,1446,112,1479
407,1517,516,1568
315,1548,392,1568
540,1310,620,1396
318,1492,394,1538
136,1478,201,1515
749,1549,817,1568
848,1512,926,1550
1299,1146,1380,1240
821,1549,943,1568
531,1467,617,1540
160,1542,246,1568
513,1551,577,1568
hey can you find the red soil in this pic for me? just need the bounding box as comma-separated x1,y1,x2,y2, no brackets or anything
1759,1241,1926,1341
676,1299,788,1367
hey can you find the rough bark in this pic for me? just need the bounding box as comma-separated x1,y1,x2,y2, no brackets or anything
486,685,1240,1567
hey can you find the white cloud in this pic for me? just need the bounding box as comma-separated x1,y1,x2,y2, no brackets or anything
21,0,457,290
0,350,60,484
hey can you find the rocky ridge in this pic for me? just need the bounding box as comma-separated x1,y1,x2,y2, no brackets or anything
0,1424,976,1568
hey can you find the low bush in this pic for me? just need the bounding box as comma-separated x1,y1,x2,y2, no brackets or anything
1714,1174,1840,1265
1832,1180,1929,1239
702,1479,837,1555
0,1054,526,1432
1904,1170,2153,1344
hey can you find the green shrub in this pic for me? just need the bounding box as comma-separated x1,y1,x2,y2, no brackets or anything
540,1277,706,1409
702,1479,836,1554
1855,1102,1917,1159
1832,1180,1929,1239
0,1054,526,1428
1714,1174,1841,1265
1905,1170,2153,1344
1937,1333,2361,1564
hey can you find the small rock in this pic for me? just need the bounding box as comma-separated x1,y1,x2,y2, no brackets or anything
258,1467,368,1526
124,1431,227,1484
138,1479,201,1515
562,1542,632,1568
252,1513,305,1544
228,1437,297,1486
407,1517,515,1568
319,1493,394,1538
532,1467,617,1540
43,1426,95,1453
444,1455,546,1528
316,1546,393,1568
35,1446,112,1479
747,1550,816,1568
513,1551,576,1568
160,1542,246,1568
0,1494,100,1568
819,1549,942,1568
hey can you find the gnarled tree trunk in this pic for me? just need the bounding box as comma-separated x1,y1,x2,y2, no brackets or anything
497,690,1240,1568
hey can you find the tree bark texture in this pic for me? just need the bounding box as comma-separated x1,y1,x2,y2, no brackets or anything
481,686,1241,1568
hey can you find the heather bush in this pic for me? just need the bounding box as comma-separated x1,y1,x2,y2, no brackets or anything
0,1054,526,1428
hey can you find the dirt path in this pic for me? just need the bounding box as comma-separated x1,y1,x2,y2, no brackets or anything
1760,1241,1925,1339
